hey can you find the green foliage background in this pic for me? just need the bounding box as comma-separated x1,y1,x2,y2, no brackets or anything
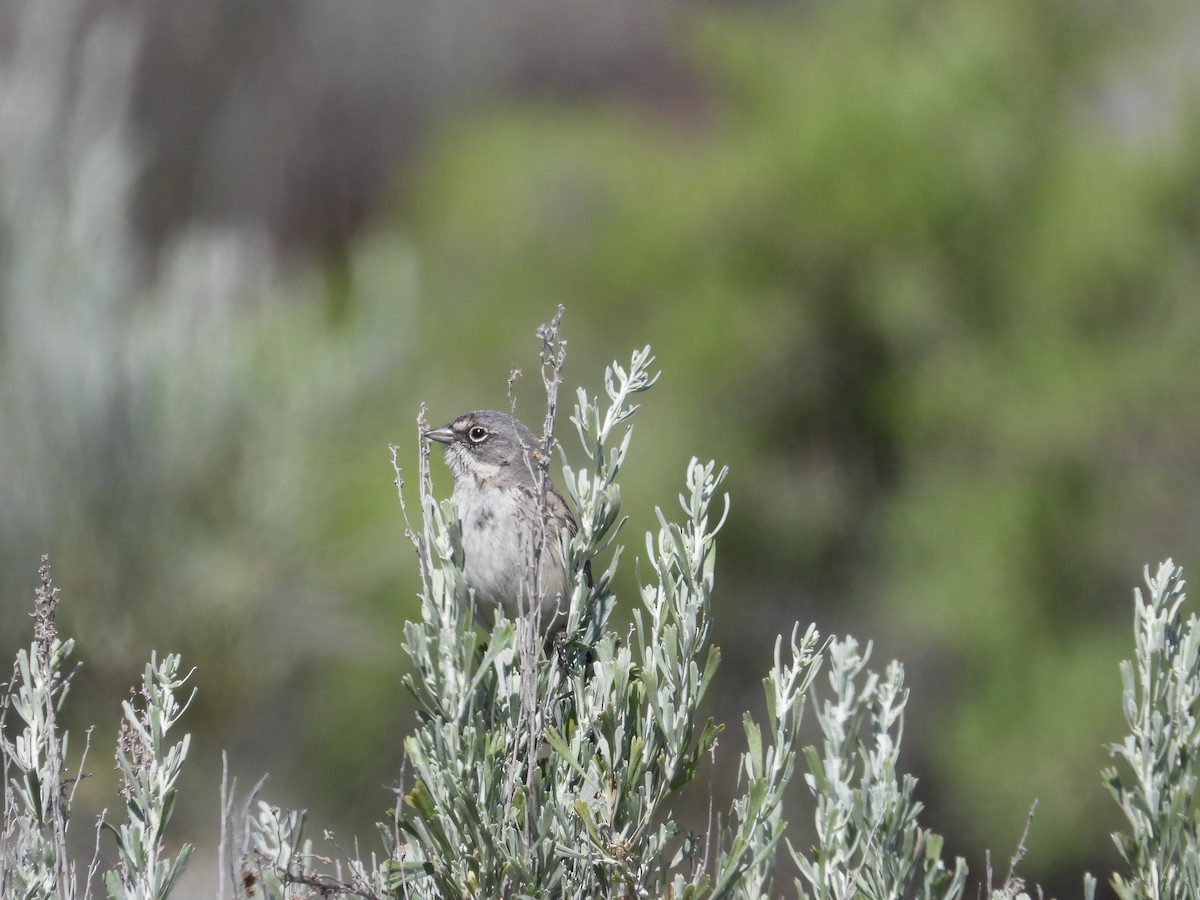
3,0,1200,894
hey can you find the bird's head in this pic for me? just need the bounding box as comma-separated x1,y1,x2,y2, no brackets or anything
424,410,544,487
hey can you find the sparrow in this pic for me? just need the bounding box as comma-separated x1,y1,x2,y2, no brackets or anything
424,410,587,637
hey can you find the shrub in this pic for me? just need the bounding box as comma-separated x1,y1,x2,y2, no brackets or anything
5,334,1200,899
1,559,194,899
241,327,970,898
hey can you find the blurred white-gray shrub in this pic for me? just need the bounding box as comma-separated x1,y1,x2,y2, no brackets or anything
0,0,418,693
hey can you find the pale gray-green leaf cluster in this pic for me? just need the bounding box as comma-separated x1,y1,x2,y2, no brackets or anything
2,565,196,900
1,636,77,898
103,653,196,900
793,639,967,900
1103,560,1200,900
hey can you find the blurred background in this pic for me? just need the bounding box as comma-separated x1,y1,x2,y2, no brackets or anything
2,0,1199,895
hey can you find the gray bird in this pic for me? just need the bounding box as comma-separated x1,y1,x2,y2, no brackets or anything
424,410,587,636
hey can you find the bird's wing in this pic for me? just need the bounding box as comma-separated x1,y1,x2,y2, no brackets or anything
546,485,594,589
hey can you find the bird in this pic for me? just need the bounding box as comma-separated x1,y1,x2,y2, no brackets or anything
423,409,588,638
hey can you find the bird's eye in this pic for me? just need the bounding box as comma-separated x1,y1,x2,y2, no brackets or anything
467,426,489,444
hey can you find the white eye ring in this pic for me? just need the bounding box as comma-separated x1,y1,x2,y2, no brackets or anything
467,425,489,444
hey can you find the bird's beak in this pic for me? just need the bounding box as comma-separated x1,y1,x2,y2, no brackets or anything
423,425,455,445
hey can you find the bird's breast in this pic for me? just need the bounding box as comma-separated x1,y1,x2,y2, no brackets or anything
452,483,570,620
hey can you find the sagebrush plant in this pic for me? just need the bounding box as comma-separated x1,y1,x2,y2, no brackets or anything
0,560,194,900
1,559,82,899
7,340,1200,899
240,323,1006,899
794,638,968,900
103,654,196,900
1101,560,1200,900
